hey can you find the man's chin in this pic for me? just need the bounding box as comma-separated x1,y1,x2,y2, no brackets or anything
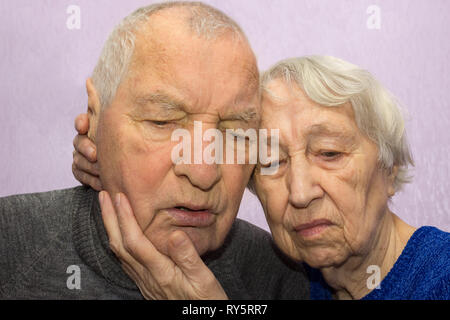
147,226,218,258
181,227,214,255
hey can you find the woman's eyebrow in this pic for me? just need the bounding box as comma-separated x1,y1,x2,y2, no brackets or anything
308,124,357,144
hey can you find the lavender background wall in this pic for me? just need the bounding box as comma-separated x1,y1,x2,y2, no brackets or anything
1,0,449,232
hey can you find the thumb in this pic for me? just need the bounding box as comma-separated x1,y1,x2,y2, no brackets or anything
167,231,207,280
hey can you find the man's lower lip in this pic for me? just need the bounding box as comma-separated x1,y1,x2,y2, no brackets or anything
296,224,330,238
165,208,215,227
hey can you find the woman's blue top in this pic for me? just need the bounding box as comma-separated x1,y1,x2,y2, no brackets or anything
308,226,449,300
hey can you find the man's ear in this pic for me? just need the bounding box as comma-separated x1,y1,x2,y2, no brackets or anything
86,78,101,142
387,165,398,197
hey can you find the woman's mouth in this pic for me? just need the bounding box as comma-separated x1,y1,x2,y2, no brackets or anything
294,219,333,238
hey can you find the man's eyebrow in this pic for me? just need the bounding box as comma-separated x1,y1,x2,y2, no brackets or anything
223,108,260,122
134,93,187,111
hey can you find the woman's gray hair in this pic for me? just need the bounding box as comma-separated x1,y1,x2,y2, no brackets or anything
260,56,414,192
91,1,244,109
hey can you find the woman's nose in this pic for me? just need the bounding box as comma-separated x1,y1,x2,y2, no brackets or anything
287,156,324,209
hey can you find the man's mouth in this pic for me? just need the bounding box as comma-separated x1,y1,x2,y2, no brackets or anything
165,205,216,227
175,206,208,212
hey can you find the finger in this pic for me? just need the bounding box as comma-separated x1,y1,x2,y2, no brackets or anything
74,113,89,134
99,191,126,255
72,164,102,191
113,192,172,277
99,192,149,278
73,151,100,176
168,231,228,299
167,231,209,281
73,134,97,162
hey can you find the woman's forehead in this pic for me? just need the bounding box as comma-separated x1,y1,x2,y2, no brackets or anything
260,102,360,150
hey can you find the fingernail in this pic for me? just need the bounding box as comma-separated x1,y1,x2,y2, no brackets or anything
171,233,187,247
99,191,104,205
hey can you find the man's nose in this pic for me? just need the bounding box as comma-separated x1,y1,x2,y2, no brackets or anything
172,124,222,191
287,155,324,209
174,162,222,191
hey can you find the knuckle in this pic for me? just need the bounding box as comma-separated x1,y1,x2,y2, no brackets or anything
72,135,79,148
179,252,197,267
87,175,98,188
80,172,91,186
73,154,80,166
122,235,138,254
205,275,218,288
93,161,100,170
87,161,96,173
79,138,90,152
157,273,175,289
93,180,102,191
155,264,178,287
73,167,81,180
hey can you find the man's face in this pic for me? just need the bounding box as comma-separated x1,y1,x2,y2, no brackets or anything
254,79,395,268
94,18,260,256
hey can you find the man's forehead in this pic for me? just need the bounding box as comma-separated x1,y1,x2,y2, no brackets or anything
131,36,258,82
130,10,258,73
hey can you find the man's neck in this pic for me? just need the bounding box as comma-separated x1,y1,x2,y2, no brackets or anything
319,211,416,300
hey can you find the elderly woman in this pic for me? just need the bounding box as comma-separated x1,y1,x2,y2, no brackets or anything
72,56,449,300
252,56,449,299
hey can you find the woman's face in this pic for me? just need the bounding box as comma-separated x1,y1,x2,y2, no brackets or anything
254,79,397,268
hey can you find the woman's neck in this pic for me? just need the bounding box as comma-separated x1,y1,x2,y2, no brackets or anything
320,211,416,300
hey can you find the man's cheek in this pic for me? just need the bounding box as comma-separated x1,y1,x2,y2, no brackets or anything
226,164,253,190
119,159,163,227
118,132,174,184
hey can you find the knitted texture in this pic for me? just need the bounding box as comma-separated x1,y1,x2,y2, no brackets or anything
308,226,449,300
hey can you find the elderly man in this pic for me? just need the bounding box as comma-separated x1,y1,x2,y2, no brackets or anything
0,2,307,299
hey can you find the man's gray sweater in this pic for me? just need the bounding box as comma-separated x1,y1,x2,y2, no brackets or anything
0,186,308,299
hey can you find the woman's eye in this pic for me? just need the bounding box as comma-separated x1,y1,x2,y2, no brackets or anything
320,151,342,159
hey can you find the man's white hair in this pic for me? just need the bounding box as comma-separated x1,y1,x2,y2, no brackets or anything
91,1,244,109
260,56,414,192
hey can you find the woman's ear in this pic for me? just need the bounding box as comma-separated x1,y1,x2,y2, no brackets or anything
86,78,101,142
387,165,398,197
